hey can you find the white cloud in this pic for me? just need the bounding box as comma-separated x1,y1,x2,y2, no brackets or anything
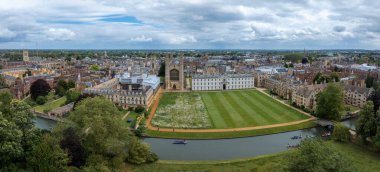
130,35,152,42
46,28,76,41
0,0,379,49
166,35,197,44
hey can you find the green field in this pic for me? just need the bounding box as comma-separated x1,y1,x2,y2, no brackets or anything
34,96,67,113
152,90,309,129
202,90,308,128
131,142,380,172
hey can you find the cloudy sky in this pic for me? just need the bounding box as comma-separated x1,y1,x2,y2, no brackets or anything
0,0,379,49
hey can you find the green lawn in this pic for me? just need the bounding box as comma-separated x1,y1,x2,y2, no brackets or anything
34,96,67,113
152,90,309,129
201,90,308,128
125,111,139,128
131,142,380,172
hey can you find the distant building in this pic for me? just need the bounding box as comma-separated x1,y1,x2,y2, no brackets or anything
23,50,29,62
192,74,254,91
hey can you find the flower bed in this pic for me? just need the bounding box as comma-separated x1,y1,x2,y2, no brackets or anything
152,92,212,129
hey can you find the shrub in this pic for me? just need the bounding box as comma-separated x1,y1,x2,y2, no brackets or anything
135,105,145,114
127,107,134,111
332,123,350,142
36,96,47,105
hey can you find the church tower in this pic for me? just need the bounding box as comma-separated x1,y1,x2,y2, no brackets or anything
165,54,184,90
23,50,29,62
75,73,82,91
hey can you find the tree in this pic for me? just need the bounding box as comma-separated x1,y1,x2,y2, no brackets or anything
287,139,354,172
61,97,157,169
0,90,12,115
135,105,145,114
36,96,47,105
60,127,86,167
316,83,344,120
284,63,289,68
366,76,375,88
127,139,158,164
373,127,380,149
90,64,100,71
30,79,51,100
0,99,41,169
0,114,23,166
330,72,340,82
0,75,7,88
158,62,165,77
66,90,81,104
301,57,308,64
332,123,350,142
356,101,378,142
370,89,380,112
55,79,69,97
67,80,75,89
284,53,303,62
27,134,69,172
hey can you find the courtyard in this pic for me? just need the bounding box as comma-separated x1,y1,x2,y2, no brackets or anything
151,89,310,129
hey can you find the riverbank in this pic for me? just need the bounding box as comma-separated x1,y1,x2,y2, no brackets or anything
130,142,380,172
146,120,315,139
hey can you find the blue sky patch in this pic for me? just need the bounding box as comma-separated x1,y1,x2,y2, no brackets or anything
99,15,142,24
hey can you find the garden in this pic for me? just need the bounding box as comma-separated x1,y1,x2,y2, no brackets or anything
152,92,212,129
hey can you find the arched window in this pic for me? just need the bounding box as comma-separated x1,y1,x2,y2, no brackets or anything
170,69,180,81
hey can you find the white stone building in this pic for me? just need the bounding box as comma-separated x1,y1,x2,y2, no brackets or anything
192,74,254,91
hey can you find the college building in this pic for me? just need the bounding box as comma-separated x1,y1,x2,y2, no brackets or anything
191,74,255,91
83,72,160,109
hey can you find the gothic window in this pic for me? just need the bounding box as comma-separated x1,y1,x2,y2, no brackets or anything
170,69,180,81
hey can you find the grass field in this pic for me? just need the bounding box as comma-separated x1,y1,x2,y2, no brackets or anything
152,89,309,129
34,96,67,113
130,142,380,172
152,92,211,129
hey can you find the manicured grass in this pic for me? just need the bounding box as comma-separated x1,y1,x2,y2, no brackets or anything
131,142,380,172
202,90,309,129
146,120,315,139
152,90,309,130
125,111,139,128
34,96,67,113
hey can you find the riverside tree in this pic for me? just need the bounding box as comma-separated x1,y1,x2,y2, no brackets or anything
316,83,344,121
356,101,378,143
54,97,157,170
0,91,41,170
332,123,350,142
287,139,354,172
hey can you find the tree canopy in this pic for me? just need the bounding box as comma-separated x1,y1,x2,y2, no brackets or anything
53,97,157,170
316,83,344,120
356,101,378,142
0,92,41,170
287,139,354,172
30,79,51,100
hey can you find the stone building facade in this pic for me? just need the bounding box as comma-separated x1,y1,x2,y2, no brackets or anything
165,54,185,90
192,74,254,91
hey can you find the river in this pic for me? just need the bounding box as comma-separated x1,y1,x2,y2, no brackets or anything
34,116,357,161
